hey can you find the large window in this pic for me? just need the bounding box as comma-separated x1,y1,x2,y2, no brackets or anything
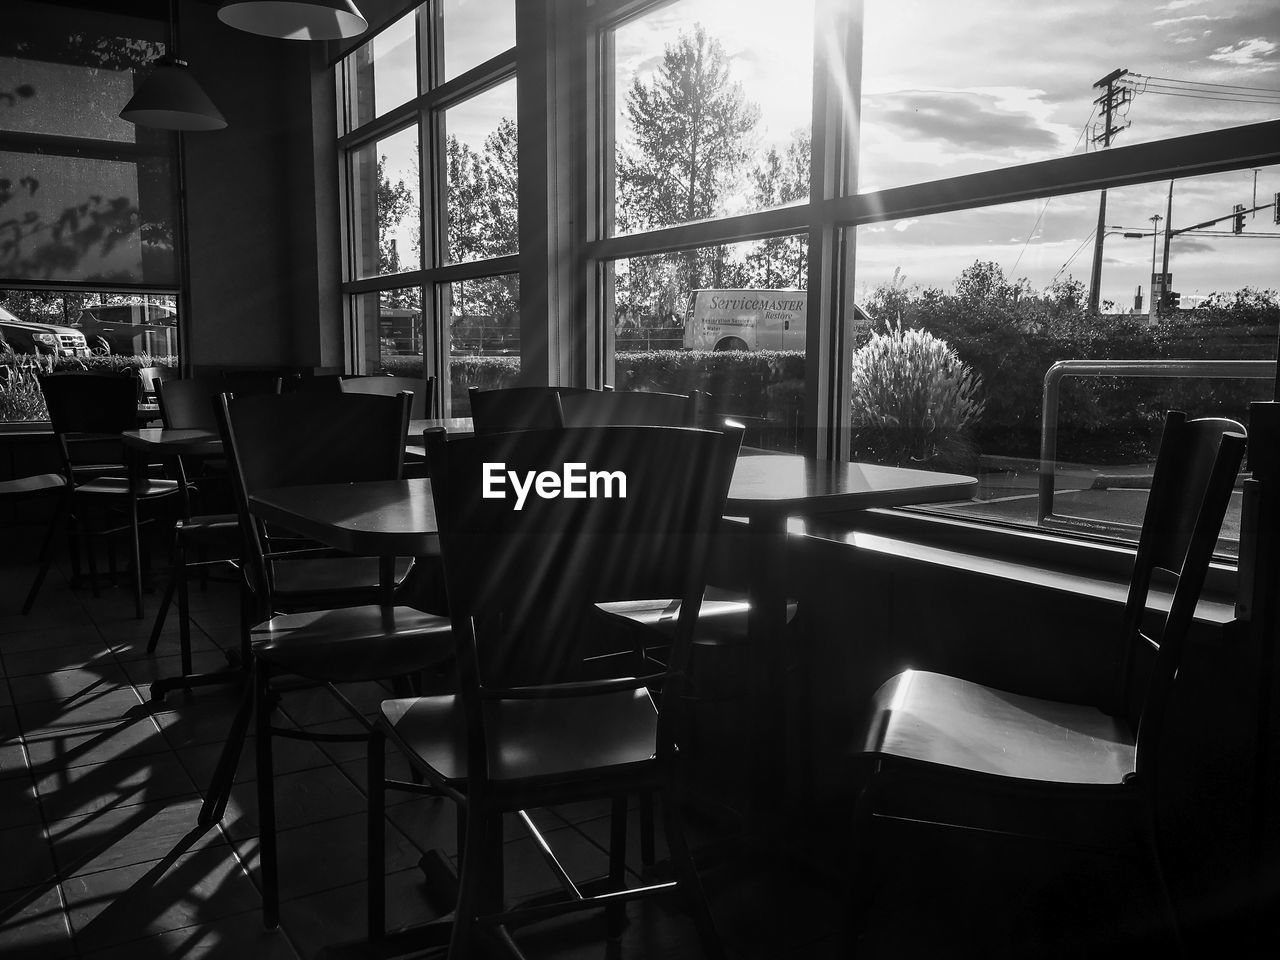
337,2,518,416
0,5,181,424
584,0,1279,554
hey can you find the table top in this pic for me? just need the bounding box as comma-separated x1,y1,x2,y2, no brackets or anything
122,427,222,456
726,455,976,516
249,454,976,555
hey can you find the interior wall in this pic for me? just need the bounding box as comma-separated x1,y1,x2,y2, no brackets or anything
179,0,338,372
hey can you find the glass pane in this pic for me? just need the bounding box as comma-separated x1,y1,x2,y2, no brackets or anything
851,165,1278,553
609,0,814,235
609,237,808,453
1,289,179,424
354,286,422,375
349,125,421,279
448,274,519,416
0,149,178,285
444,80,517,263
342,7,418,131
859,0,1280,192
441,0,515,82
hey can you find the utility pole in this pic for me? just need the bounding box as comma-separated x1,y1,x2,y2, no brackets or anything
1148,213,1162,323
1087,68,1130,314
1160,180,1173,311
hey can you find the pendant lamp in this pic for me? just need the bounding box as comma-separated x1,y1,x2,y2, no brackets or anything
217,0,368,41
121,1,226,131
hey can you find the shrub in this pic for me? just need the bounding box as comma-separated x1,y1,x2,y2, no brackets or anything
850,323,985,469
0,348,53,422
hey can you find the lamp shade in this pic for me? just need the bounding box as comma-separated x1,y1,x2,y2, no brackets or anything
217,0,368,40
120,59,226,131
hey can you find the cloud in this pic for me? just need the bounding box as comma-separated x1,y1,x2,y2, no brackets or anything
1170,237,1218,255
1159,0,1206,9
1154,14,1219,26
893,219,920,232
863,90,1060,151
1208,37,1278,66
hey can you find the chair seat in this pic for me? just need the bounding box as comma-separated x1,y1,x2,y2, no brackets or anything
0,473,66,496
381,687,658,785
176,513,240,536
272,556,412,596
596,587,797,642
858,669,1135,786
252,604,451,682
75,476,181,498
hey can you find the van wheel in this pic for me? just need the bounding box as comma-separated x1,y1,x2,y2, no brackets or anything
93,338,112,355
714,337,749,351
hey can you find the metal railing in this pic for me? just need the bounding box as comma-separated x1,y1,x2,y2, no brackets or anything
1038,358,1274,524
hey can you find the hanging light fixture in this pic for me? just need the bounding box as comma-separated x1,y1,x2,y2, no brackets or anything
217,0,368,41
121,0,226,131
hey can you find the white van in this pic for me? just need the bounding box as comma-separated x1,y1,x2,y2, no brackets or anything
683,289,807,351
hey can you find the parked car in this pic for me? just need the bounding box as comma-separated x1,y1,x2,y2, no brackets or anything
76,302,178,356
0,304,90,357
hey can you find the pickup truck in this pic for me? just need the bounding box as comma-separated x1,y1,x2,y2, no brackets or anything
76,302,178,356
0,305,90,357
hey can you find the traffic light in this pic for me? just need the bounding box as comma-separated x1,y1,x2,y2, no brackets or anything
1233,203,1246,234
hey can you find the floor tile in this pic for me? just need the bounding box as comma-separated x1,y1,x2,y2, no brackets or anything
79,916,298,960
24,716,169,772
0,774,42,826
0,884,76,960
118,650,235,688
48,797,221,879
62,846,261,954
33,753,197,822
8,663,131,705
382,794,460,859
0,742,27,780
277,868,435,960
219,765,368,841
2,643,113,679
233,811,421,902
152,692,257,749
0,825,57,893
16,688,148,737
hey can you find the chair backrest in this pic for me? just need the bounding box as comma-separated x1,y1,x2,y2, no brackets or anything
216,390,412,604
468,385,597,436
557,389,697,428
38,372,138,475
38,371,138,436
156,376,225,430
1123,411,1246,785
284,374,345,395
219,370,284,398
427,423,742,703
342,374,435,419
136,365,169,399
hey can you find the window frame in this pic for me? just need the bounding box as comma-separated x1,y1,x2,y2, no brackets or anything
335,3,519,414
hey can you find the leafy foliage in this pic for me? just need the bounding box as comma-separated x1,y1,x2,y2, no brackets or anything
850,322,985,468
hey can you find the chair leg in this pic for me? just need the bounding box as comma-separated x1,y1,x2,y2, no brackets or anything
449,808,487,960
254,661,279,929
662,789,724,960
639,792,656,867
607,796,628,939
129,492,143,619
199,671,254,823
84,519,100,597
176,537,193,676
845,780,879,956
368,730,386,941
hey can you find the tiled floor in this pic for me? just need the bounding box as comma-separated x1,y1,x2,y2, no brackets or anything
0,535,845,960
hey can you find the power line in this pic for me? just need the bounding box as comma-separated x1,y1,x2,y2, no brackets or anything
1127,89,1280,106
1011,108,1096,276
1053,227,1097,282
1127,72,1280,95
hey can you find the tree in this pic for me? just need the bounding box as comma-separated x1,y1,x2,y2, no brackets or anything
376,154,416,277
745,129,810,289
614,24,760,326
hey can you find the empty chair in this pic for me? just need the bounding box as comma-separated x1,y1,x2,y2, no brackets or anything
218,369,284,398
370,422,743,956
284,373,345,394
135,364,171,401
341,374,435,420
467,385,598,435
844,411,1246,950
38,371,182,618
558,388,699,427
201,389,453,929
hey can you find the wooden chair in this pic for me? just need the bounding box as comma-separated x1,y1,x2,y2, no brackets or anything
557,388,698,428
200,389,453,929
845,411,1246,950
1,471,69,614
369,423,743,958
284,373,345,395
135,364,170,401
467,385,598,436
38,371,183,618
341,374,435,420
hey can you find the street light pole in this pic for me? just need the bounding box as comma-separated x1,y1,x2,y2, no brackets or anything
1148,213,1162,323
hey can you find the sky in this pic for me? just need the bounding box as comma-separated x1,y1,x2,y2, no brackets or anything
363,0,1278,306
